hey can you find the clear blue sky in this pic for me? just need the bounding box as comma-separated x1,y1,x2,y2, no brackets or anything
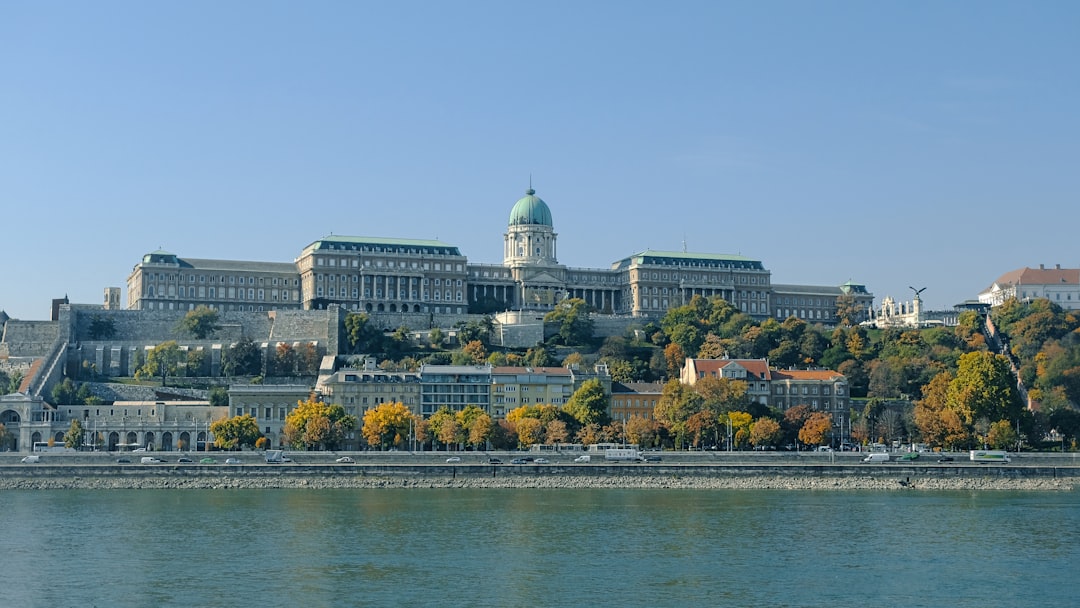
3,1,1078,321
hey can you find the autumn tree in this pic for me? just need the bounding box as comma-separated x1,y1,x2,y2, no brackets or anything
285,398,359,450
749,417,782,448
545,419,569,446
987,419,1019,450
210,414,263,450
63,418,84,450
625,414,659,448
798,412,834,447
515,417,543,448
176,305,220,339
274,343,297,376
357,402,415,450
427,408,460,451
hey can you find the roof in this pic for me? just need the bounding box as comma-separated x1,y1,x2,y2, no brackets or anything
491,366,572,376
771,369,845,382
986,266,1080,291
303,235,462,256
611,381,665,394
611,250,765,271
688,358,772,380
180,258,298,274
508,188,553,227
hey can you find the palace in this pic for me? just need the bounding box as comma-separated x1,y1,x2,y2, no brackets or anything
126,187,873,324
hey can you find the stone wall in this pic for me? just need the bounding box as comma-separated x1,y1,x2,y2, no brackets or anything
0,320,60,357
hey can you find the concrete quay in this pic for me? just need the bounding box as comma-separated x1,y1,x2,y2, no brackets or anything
1,459,1076,491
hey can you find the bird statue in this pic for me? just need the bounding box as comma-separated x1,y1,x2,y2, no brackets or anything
909,286,927,298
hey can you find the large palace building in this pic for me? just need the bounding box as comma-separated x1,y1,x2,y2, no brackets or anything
126,187,872,323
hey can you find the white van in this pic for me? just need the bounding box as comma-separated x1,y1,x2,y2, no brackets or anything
574,455,591,463
862,453,890,463
21,455,41,463
140,456,164,464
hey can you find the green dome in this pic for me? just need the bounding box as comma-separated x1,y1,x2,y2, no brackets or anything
508,188,553,227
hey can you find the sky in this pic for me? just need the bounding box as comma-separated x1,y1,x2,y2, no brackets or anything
2,1,1079,321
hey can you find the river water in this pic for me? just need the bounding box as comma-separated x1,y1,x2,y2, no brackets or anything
2,488,1077,607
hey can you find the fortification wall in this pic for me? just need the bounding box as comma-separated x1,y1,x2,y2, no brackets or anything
0,320,61,357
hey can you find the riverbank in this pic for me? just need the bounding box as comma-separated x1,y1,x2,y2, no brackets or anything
1,472,1072,491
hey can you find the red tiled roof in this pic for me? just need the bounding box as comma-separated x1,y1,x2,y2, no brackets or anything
688,358,772,380
18,358,43,393
989,267,1080,291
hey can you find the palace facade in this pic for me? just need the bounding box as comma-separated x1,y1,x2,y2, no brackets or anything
125,187,873,323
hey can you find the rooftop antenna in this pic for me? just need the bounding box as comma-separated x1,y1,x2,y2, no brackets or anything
682,233,687,253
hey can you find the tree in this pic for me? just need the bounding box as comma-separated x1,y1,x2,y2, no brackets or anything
360,401,414,449
274,343,297,376
0,423,12,452
545,419,569,446
948,352,1023,426
223,337,262,377
749,417,782,448
798,412,833,447
210,414,262,450
64,418,84,450
135,341,183,385
563,379,609,426
208,386,229,407
87,315,116,340
426,408,460,450
344,312,381,353
176,305,220,339
515,417,543,448
429,328,445,348
987,419,1019,450
286,398,359,450
468,413,494,449
544,298,594,345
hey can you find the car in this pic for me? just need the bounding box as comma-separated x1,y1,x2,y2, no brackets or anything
899,452,919,461
336,456,355,463
200,457,217,464
177,457,193,463
533,458,549,464
21,455,41,464
510,458,527,465
937,456,955,463
446,456,461,463
488,458,503,464
140,457,165,464
224,457,242,465
115,457,131,464
642,455,662,462
132,447,147,453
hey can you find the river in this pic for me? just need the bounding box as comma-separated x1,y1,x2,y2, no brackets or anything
2,488,1077,607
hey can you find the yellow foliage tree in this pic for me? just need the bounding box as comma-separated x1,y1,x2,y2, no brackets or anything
284,397,358,450
361,402,416,450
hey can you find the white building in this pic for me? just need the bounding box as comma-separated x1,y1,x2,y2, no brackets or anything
979,264,1080,310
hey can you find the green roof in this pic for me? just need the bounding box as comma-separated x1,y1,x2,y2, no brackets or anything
611,249,765,270
305,235,462,256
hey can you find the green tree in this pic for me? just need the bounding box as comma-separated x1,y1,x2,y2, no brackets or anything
210,414,263,450
563,378,609,426
176,305,220,339
87,315,116,340
208,386,229,407
344,312,381,353
51,378,81,405
135,341,183,385
544,298,594,345
986,419,1019,450
63,418,84,450
947,352,1023,427
223,337,262,377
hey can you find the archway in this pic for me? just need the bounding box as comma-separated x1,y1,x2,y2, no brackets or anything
178,431,191,451
108,432,120,451
161,432,173,451
144,432,155,450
